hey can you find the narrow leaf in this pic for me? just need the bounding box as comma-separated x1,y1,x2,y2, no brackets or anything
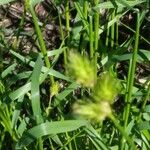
16,120,88,148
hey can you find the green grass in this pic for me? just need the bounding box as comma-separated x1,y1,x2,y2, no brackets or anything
0,0,150,150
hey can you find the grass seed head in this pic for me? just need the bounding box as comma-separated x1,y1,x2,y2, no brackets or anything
73,101,112,122
67,51,95,88
93,72,121,103
50,81,60,97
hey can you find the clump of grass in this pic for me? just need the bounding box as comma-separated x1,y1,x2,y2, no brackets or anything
0,0,150,150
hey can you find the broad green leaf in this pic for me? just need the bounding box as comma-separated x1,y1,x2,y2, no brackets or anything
12,96,24,129
31,55,43,122
9,69,74,102
1,63,17,78
9,69,50,100
16,120,88,149
9,82,31,100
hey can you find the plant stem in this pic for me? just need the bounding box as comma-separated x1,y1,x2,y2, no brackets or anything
89,16,94,59
94,52,98,83
105,20,110,47
121,10,140,150
65,0,70,39
123,59,132,120
38,138,44,150
66,132,73,150
116,16,119,47
58,13,67,66
29,5,54,86
93,0,99,82
111,9,115,48
65,0,70,72
93,0,99,52
83,0,88,20
109,114,136,150
124,10,140,128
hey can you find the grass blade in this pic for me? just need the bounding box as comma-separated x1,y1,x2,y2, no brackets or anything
16,120,88,149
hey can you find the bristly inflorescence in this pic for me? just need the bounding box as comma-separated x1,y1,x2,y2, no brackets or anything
67,51,122,122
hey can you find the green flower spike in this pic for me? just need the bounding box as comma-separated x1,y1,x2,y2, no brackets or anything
68,51,95,88
50,81,60,97
73,101,112,122
93,72,121,103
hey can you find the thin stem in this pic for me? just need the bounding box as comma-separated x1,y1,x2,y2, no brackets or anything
29,5,54,85
94,52,98,83
109,114,136,150
65,0,70,39
109,127,115,145
111,9,115,48
105,22,110,47
123,59,132,120
116,17,119,47
93,0,99,82
124,10,140,128
58,13,67,66
120,59,133,150
59,131,82,150
66,133,73,150
94,0,99,51
38,138,44,150
89,16,94,59
73,137,78,150
105,2,110,47
121,10,140,150
83,0,88,19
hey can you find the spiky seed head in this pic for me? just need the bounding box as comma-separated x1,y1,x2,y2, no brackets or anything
67,51,95,88
73,101,112,122
93,72,121,103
